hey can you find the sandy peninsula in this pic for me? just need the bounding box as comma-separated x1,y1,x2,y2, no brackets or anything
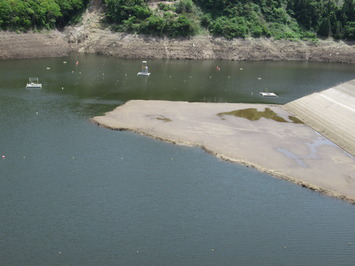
92,100,355,204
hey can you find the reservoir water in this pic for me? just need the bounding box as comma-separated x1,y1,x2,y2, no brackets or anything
1,55,355,265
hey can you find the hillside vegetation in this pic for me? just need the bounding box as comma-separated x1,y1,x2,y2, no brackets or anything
0,0,89,30
104,0,355,40
0,0,354,41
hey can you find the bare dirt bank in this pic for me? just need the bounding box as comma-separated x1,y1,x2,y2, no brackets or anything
1,0,354,62
0,31,72,60
1,27,354,63
70,31,355,63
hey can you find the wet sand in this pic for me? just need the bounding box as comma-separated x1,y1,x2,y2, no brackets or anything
92,100,355,203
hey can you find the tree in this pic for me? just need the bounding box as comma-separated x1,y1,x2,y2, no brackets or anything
0,0,87,30
318,17,331,37
344,21,355,39
104,0,150,23
175,0,194,14
342,0,355,22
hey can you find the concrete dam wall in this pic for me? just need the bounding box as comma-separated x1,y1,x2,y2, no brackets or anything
284,79,355,156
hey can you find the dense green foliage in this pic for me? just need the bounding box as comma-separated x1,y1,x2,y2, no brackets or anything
193,0,355,39
1,0,354,40
0,0,89,31
104,0,199,37
104,0,355,40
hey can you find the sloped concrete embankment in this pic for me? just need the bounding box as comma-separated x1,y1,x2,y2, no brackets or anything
284,79,355,156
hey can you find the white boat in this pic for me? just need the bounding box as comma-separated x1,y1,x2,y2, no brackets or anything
26,77,42,88
259,92,277,97
137,61,150,76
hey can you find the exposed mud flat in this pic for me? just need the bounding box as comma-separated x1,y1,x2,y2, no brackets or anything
92,100,355,203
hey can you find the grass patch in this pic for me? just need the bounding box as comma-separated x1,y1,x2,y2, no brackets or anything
288,116,304,124
218,108,302,124
156,116,172,122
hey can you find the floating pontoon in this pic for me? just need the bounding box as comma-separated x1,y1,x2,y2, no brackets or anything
259,92,277,97
26,77,42,88
137,61,150,76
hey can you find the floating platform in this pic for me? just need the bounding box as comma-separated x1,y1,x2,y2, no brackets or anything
26,77,42,88
259,92,277,97
137,72,151,76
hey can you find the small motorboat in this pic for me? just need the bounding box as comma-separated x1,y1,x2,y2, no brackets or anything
137,61,151,76
26,77,42,88
259,92,277,97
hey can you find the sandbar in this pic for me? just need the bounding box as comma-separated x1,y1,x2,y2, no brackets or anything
92,100,355,204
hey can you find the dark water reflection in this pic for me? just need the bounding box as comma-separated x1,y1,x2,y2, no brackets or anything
2,54,355,107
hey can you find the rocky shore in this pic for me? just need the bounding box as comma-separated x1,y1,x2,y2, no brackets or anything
1,28,354,63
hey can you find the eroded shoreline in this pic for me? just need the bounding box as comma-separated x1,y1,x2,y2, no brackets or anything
92,100,355,204
1,0,354,63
